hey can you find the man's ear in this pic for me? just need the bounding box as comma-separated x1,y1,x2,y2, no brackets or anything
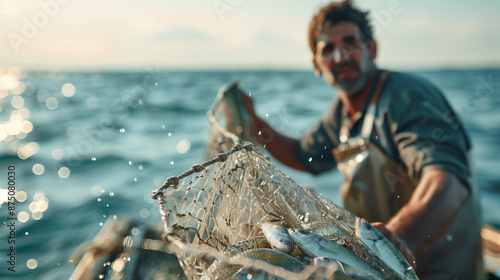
312,55,322,77
369,40,377,60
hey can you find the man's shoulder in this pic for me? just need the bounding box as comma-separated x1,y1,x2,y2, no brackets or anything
380,70,445,106
384,70,436,92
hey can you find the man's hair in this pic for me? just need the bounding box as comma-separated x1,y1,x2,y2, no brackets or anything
308,0,373,54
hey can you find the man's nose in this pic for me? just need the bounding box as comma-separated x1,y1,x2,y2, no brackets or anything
333,46,351,64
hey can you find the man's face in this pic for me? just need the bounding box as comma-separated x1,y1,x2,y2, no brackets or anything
313,22,375,97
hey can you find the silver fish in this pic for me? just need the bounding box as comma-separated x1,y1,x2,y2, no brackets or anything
354,218,418,280
234,248,305,273
288,228,385,279
261,223,294,254
312,257,375,280
203,248,305,280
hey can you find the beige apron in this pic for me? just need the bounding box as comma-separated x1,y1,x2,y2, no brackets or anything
332,72,484,279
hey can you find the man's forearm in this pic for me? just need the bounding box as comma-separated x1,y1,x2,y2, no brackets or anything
252,117,308,172
385,169,469,254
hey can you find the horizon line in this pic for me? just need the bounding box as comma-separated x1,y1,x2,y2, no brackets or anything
2,64,500,74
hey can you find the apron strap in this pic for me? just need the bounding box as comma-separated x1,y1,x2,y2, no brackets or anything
360,71,389,139
339,71,389,145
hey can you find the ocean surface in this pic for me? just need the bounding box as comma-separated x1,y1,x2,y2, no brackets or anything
1,68,499,279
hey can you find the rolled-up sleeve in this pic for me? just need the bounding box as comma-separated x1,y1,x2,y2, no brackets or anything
385,81,472,188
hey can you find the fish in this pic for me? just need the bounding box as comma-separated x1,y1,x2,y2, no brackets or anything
202,248,306,280
301,221,413,280
302,221,343,242
235,248,306,272
226,236,304,260
354,218,418,280
288,228,386,279
261,223,294,254
226,236,272,255
311,257,375,280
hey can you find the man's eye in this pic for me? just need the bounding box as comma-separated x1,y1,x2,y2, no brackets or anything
322,44,334,56
344,37,362,49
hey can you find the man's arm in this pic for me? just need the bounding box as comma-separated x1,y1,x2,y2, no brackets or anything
373,168,469,267
239,91,308,172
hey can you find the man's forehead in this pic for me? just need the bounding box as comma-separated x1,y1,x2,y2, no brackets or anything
316,21,360,42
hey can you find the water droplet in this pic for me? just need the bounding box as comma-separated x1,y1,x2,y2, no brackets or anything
109,192,114,197
91,185,102,196
97,198,102,202
140,208,150,219
168,132,171,136
134,178,137,182
25,232,29,235
170,161,174,165
106,204,109,207
99,222,103,226
52,148,64,160
176,139,191,154
18,211,29,223
138,165,143,171
16,191,27,202
58,167,70,179
62,83,76,97
32,163,45,175
46,97,58,110
128,161,132,165
27,259,38,269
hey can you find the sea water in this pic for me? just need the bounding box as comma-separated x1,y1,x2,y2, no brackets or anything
0,68,499,279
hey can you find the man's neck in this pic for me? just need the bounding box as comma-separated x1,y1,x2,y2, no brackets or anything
338,69,377,120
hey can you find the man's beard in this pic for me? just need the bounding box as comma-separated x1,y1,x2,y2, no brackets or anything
332,61,369,98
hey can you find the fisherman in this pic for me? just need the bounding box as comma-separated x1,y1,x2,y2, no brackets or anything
239,1,484,279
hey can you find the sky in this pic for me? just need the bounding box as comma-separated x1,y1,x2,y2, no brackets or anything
0,0,499,70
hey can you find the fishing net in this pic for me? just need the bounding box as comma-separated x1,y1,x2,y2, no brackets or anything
151,82,406,280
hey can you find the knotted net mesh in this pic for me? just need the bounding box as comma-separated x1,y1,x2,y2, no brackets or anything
151,82,405,280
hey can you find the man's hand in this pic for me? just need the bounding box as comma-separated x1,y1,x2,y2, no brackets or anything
237,87,307,171
371,222,417,269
